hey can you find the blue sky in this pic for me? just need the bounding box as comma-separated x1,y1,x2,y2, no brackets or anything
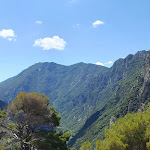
0,0,150,82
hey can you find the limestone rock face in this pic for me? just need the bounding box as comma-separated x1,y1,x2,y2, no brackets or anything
138,103,145,112
140,52,150,99
110,116,116,125
128,103,133,113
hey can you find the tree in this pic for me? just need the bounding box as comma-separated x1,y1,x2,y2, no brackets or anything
95,106,150,150
0,109,6,149
71,148,77,150
0,109,6,118
80,140,92,150
7,92,61,150
33,130,71,150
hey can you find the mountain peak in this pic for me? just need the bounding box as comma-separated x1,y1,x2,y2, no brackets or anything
1,50,150,149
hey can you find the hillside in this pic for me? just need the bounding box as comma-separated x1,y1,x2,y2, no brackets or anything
0,62,108,135
0,50,150,149
0,100,7,110
69,51,148,148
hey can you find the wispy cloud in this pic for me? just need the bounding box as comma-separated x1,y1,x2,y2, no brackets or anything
33,36,67,50
72,24,80,30
105,61,113,65
65,0,77,6
69,0,77,3
0,29,16,41
92,20,104,28
35,21,43,24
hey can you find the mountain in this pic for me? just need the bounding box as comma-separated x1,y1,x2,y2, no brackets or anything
0,62,108,135
0,100,7,110
69,51,148,148
0,50,150,149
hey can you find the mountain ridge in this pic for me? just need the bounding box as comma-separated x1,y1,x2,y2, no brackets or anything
0,50,150,149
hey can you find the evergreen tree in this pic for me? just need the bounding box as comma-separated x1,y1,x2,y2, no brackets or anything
0,92,70,150
80,140,92,150
95,106,150,150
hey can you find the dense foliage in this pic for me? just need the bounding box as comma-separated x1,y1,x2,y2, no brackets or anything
80,141,92,150
33,130,71,150
76,106,150,150
0,109,6,118
96,111,150,150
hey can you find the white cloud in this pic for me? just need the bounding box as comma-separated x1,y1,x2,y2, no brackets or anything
0,29,16,41
105,61,113,65
95,62,104,66
35,21,43,24
72,24,80,30
33,36,67,50
95,61,113,67
92,20,104,27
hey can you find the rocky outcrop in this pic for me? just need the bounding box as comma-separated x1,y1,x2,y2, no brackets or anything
110,116,116,125
140,51,150,99
128,103,133,113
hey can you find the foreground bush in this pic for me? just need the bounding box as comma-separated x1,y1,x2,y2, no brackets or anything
95,107,150,150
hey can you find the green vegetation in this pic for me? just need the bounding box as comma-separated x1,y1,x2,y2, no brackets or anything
95,106,150,150
0,109,6,118
0,92,70,150
80,141,92,150
77,106,150,150
33,130,71,150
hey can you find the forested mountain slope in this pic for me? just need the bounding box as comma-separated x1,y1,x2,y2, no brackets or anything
69,51,148,148
0,50,150,149
0,62,108,134
0,100,7,110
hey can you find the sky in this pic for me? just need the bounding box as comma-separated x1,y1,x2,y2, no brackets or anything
0,0,150,82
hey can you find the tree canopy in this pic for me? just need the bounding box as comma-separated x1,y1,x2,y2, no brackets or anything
95,106,150,150
0,92,70,150
80,140,92,150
